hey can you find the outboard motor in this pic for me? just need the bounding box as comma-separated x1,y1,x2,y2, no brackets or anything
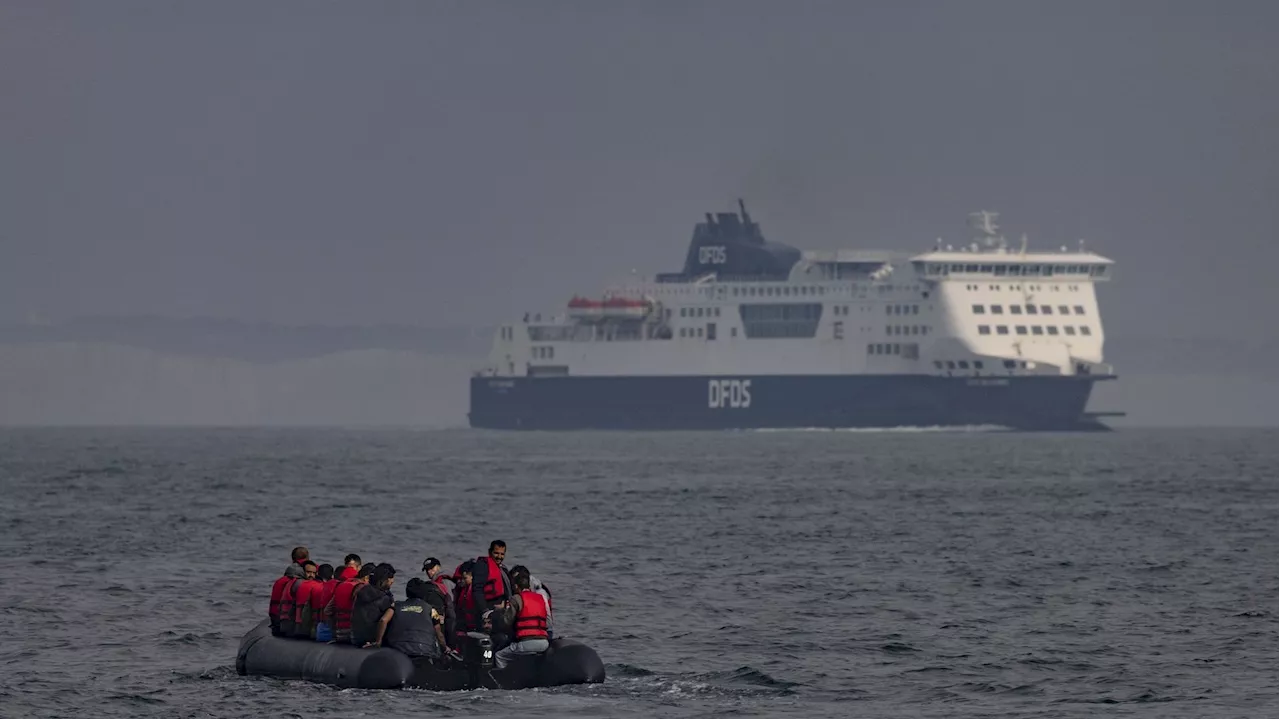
459,631,494,688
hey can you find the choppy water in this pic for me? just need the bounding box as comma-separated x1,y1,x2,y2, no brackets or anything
0,427,1274,718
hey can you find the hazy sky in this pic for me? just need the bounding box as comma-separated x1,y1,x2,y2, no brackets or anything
1,1,1274,343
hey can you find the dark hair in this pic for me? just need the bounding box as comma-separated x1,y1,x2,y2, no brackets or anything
405,577,430,600
488,540,506,552
513,573,531,590
302,560,318,571
373,563,396,586
357,563,376,579
317,564,334,581
458,560,475,575
343,553,362,565
291,546,310,561
509,565,530,586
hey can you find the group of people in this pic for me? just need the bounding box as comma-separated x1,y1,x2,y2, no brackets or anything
266,540,553,669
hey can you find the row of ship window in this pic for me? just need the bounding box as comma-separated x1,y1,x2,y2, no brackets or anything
886,325,932,336
975,304,1085,316
978,325,1093,336
679,307,723,318
725,284,923,298
932,359,1028,370
963,284,1081,293
532,346,556,359
928,263,1104,277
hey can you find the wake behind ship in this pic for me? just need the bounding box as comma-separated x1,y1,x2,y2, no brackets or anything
469,202,1121,431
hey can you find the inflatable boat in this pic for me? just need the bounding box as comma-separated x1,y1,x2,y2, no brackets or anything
236,621,605,690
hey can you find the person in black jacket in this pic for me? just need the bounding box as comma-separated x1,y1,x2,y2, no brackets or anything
351,563,396,648
384,578,444,660
421,557,458,648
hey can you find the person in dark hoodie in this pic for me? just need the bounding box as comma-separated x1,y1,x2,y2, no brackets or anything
384,578,446,660
351,563,396,648
421,557,457,647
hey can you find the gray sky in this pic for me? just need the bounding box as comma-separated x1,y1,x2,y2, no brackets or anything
1,1,1274,344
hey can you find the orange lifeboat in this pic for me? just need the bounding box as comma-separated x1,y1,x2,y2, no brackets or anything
600,296,650,319
567,295,604,320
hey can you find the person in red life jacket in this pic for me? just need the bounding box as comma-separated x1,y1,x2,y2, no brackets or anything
310,564,336,641
269,563,305,636
351,563,397,648
324,564,368,644
421,557,457,647
470,540,513,629
291,561,321,638
277,561,312,637
342,553,361,573
452,561,478,638
492,573,550,669
509,565,554,639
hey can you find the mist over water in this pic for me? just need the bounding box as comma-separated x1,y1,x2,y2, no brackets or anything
0,427,1274,718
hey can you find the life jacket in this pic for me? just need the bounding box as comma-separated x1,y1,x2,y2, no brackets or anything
278,579,300,635
454,584,477,634
513,590,549,641
313,578,337,616
269,575,292,631
332,581,359,639
293,579,319,637
477,556,506,602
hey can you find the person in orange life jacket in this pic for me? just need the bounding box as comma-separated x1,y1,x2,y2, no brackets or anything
324,564,366,644
352,563,397,648
269,563,306,636
452,561,479,637
470,540,513,626
267,546,311,634
421,557,457,647
311,564,336,642
492,573,550,669
291,561,321,638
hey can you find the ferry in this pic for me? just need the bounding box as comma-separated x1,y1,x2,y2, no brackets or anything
469,202,1121,431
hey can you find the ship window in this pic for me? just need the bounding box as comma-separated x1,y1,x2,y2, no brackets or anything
696,327,704,337
994,265,1007,276
945,360,956,369
933,360,943,368
892,343,900,355
978,325,991,335
973,360,984,369
681,308,688,317
990,305,1004,314
980,265,993,273
972,304,985,314
1010,305,1023,315
1047,326,1060,335
1058,305,1069,314
738,303,824,339
1064,326,1076,335
833,321,844,339
1003,359,1017,369
965,264,978,272
1074,305,1085,315
678,328,686,338
1040,305,1052,314
910,325,919,335
957,360,970,369
1032,326,1044,335
1015,326,1028,335
731,327,738,338
1025,304,1038,314
885,305,893,316
912,305,919,315
996,325,1009,335
1079,326,1092,335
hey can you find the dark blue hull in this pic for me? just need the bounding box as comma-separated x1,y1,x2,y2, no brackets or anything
469,374,1116,431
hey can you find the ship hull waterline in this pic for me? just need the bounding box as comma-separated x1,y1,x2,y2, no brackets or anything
469,374,1116,431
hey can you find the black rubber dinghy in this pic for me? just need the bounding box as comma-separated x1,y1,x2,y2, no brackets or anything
236,620,605,690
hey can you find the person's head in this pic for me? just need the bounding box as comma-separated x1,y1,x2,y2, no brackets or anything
421,557,442,579
405,577,430,601
488,540,507,564
457,560,474,586
338,565,358,581
302,561,318,580
373,563,396,590
284,563,305,579
356,563,376,584
317,564,334,582
343,553,362,569
291,546,310,563
513,572,531,591
509,565,529,586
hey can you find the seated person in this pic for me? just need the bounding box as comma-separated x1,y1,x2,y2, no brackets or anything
351,563,396,648
493,573,550,669
384,578,446,660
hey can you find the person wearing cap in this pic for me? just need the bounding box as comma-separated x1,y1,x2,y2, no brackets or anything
323,564,366,644
351,563,397,648
384,578,446,660
422,557,457,647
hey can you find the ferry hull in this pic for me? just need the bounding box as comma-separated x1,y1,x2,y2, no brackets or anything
469,374,1115,431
